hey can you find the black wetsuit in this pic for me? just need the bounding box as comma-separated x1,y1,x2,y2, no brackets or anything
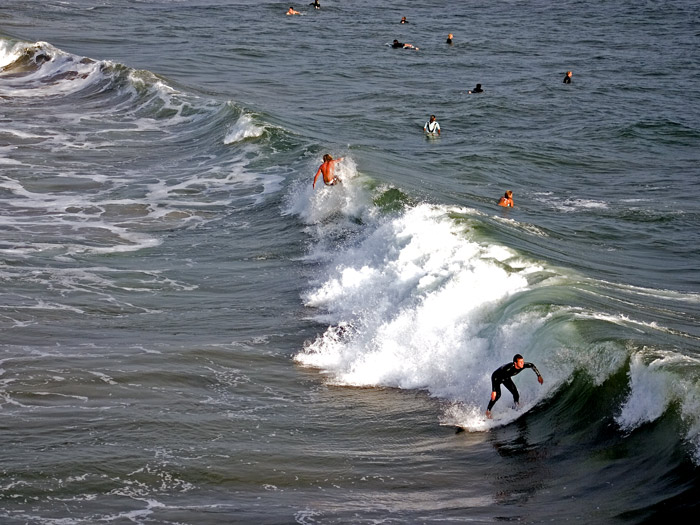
487,361,541,411
392,41,405,49
563,75,571,84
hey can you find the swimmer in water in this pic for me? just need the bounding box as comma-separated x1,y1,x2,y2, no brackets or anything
423,114,441,135
286,6,301,15
446,33,453,44
310,0,320,8
468,83,484,94
392,39,418,50
563,70,572,84
486,354,543,418
497,190,514,207
313,154,344,188
401,16,409,24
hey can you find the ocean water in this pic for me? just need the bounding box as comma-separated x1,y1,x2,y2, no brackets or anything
1,0,699,523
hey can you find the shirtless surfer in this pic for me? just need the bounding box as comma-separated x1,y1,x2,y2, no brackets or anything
287,6,301,15
313,154,344,188
497,190,514,207
486,354,543,418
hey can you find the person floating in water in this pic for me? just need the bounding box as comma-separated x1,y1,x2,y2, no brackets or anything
400,16,409,24
486,354,543,418
392,39,418,50
424,114,441,135
446,33,453,44
313,154,344,188
468,83,484,94
286,6,301,15
563,70,572,84
497,190,514,207
310,0,320,9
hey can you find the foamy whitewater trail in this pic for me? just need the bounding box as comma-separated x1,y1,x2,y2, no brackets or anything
291,160,700,450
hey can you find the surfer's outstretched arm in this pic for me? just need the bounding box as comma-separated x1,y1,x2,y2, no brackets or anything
312,167,323,188
525,362,544,384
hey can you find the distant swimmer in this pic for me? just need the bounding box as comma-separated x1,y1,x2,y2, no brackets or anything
313,154,344,188
486,354,543,418
563,70,572,84
497,190,514,207
401,16,409,24
468,83,484,94
392,39,418,50
446,33,453,44
423,114,441,136
287,6,301,15
310,0,320,8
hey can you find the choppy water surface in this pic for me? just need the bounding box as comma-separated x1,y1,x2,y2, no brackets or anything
1,0,699,522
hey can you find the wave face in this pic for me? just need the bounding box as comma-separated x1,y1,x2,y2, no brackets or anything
290,162,700,460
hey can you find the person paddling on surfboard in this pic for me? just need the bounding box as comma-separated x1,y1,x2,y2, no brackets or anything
313,154,344,188
424,114,441,135
486,354,543,419
392,39,418,50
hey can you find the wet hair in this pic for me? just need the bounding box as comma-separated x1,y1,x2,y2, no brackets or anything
323,154,333,162
513,353,523,362
505,190,513,198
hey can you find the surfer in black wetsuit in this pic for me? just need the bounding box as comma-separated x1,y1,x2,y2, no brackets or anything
486,354,543,418
563,70,572,84
392,39,418,50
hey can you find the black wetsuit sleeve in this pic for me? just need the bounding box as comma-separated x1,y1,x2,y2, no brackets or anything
524,362,541,377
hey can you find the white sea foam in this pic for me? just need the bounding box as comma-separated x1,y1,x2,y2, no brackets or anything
289,162,699,436
224,114,265,144
616,351,700,462
532,192,609,213
0,42,104,98
293,176,565,428
616,353,673,430
0,39,24,68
